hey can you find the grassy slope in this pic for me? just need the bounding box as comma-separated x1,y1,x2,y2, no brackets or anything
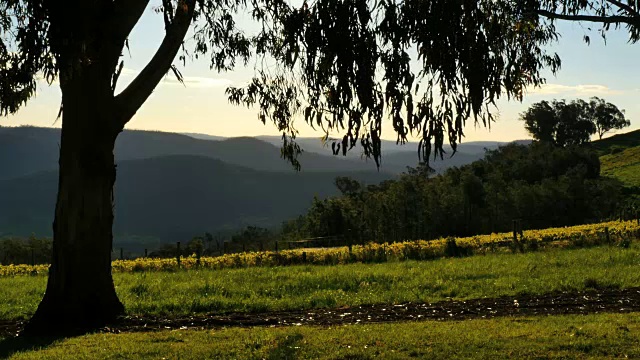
2,245,640,321
593,129,640,187
600,146,640,187
592,129,640,154
5,313,640,359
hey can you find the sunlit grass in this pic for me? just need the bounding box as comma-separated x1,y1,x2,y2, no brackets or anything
601,146,640,187
2,245,640,321
5,312,640,359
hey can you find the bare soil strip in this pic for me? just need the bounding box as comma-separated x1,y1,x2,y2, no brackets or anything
3,287,640,337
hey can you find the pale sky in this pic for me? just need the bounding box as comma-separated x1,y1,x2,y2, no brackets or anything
5,3,640,143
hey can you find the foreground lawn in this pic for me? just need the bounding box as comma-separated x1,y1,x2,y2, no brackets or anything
4,312,640,359
2,245,640,321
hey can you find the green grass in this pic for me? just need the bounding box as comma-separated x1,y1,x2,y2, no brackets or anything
4,312,640,359
600,145,640,187
2,245,640,321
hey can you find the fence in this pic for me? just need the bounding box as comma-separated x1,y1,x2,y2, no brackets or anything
2,215,639,265
112,234,350,262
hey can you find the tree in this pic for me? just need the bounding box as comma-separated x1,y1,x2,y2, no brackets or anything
520,100,561,145
520,98,630,146
335,177,363,198
0,0,631,335
520,99,595,147
554,99,596,147
587,97,630,139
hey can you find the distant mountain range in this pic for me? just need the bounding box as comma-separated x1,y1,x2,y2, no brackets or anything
0,127,375,180
0,126,529,243
0,154,389,243
182,132,529,173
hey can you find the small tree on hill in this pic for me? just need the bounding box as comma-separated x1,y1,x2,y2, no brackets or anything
587,97,631,140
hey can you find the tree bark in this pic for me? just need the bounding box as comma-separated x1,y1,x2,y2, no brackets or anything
23,72,124,336
19,0,196,337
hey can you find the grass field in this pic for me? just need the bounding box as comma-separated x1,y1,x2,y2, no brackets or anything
600,145,640,187
2,244,640,321
2,312,640,359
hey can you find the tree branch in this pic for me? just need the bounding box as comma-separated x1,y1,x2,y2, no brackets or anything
605,0,639,17
102,0,149,85
112,0,150,45
536,9,639,25
114,0,196,127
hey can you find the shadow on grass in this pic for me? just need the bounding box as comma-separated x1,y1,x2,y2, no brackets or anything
0,335,63,359
267,332,304,360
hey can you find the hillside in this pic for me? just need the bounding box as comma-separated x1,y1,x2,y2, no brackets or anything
254,135,524,157
600,146,640,187
593,129,640,188
245,133,529,173
592,129,640,154
0,127,377,180
0,126,519,181
0,155,393,242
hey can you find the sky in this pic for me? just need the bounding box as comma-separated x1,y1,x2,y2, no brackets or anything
5,3,640,143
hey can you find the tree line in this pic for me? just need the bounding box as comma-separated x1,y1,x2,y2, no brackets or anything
282,142,633,243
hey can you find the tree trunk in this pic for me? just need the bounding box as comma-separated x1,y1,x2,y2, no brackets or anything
23,74,124,336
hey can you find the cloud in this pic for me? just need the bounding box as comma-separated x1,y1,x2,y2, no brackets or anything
121,67,139,76
526,83,622,96
161,75,233,88
121,67,232,88
34,67,233,91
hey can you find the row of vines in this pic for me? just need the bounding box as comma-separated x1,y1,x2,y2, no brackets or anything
2,220,639,277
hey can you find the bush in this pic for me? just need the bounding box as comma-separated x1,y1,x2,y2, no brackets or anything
610,145,625,155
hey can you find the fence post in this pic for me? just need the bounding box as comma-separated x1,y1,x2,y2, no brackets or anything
512,220,518,242
302,251,307,263
144,248,148,258
275,241,279,253
120,248,123,261
176,242,181,268
383,243,387,262
605,227,610,244
223,241,227,255
518,219,524,238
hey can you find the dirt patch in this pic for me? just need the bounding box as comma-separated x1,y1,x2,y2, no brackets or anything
3,287,640,337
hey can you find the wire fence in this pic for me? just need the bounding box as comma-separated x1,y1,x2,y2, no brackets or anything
2,214,639,266
111,234,352,261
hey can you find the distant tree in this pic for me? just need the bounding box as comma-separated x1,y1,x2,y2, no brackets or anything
587,97,631,139
231,226,271,248
520,100,559,145
521,97,630,146
554,99,596,147
334,177,363,198
520,99,595,147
